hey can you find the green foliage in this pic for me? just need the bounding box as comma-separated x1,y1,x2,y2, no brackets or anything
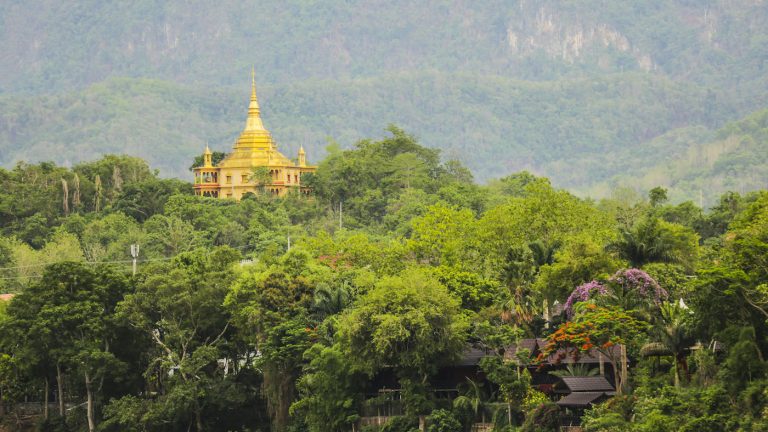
408,204,478,268
612,217,699,271
520,402,560,432
535,234,623,303
3,143,768,431
380,416,419,432
425,409,461,432
112,247,245,431
432,266,501,311
3,0,768,202
291,344,361,432
479,180,615,274
336,268,469,378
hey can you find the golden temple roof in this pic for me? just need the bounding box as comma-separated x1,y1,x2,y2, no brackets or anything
217,69,293,168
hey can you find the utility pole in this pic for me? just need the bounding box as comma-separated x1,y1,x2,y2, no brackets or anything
130,244,140,276
287,235,291,251
339,200,343,230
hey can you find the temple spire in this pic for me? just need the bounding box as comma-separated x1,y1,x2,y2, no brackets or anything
251,66,257,102
245,67,265,131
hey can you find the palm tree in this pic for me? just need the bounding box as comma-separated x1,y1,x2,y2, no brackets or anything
612,217,675,267
528,240,559,268
312,282,352,319
550,364,599,378
453,377,490,424
499,246,536,325
656,301,694,387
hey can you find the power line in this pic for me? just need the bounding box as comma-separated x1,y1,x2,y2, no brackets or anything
0,242,264,272
0,275,43,280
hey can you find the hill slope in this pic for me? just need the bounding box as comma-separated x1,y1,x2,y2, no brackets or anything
0,73,724,184
3,0,766,92
1,0,767,200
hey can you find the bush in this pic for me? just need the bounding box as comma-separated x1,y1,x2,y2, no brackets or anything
381,416,419,432
426,409,462,432
581,412,630,432
520,402,560,432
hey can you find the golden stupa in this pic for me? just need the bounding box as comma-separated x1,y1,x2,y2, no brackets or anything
193,69,316,199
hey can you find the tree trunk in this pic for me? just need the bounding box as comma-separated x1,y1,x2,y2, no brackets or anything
195,400,203,432
44,376,49,419
0,386,5,417
85,371,95,432
599,352,605,376
611,359,622,395
675,352,690,387
56,363,65,417
620,345,629,393
675,361,681,388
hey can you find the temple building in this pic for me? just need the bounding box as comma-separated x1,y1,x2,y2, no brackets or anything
193,71,317,199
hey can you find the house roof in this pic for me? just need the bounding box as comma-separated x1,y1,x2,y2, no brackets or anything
456,347,491,366
0,293,14,302
556,392,610,407
504,338,543,361
559,376,614,393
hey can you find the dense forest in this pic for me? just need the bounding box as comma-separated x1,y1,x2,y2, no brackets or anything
1,129,768,431
1,0,768,202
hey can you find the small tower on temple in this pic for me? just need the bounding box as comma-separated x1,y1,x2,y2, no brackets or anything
194,144,220,198
298,145,306,167
203,145,213,167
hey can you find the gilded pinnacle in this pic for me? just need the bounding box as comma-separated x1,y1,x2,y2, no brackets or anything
245,68,265,132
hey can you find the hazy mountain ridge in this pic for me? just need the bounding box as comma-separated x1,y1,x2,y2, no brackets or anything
0,0,767,202
0,72,722,182
593,108,768,204
3,0,766,91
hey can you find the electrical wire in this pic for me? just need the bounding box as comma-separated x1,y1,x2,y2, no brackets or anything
0,241,264,280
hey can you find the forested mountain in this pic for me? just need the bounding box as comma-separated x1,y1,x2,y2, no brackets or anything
593,107,768,202
1,0,767,203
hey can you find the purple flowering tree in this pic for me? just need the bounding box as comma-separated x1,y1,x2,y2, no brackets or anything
564,280,607,317
609,268,668,307
563,269,667,317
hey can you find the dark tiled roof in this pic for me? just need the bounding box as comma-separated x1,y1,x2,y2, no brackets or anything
556,392,608,407
505,338,540,361
559,376,614,393
456,347,490,366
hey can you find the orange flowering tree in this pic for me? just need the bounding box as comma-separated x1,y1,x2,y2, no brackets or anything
539,302,647,394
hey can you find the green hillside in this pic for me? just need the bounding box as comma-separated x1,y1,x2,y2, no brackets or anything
2,0,767,91
1,0,767,201
0,73,741,186
592,108,768,204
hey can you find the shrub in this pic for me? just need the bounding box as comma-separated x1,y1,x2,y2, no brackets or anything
381,416,419,432
426,409,462,432
520,402,560,432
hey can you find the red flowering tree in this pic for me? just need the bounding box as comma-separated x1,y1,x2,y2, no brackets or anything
539,303,647,394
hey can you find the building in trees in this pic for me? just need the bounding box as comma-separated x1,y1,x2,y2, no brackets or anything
193,71,316,199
